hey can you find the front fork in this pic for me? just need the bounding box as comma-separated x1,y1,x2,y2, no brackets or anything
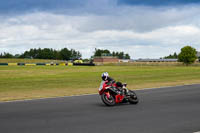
123,87,129,95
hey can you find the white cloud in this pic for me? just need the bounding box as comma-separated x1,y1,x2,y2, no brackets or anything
1,4,200,59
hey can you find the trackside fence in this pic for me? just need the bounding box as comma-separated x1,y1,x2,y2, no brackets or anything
0,63,95,66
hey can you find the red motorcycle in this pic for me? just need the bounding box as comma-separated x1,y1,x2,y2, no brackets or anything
98,81,139,106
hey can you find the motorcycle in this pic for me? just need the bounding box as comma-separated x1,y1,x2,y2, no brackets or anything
98,81,139,106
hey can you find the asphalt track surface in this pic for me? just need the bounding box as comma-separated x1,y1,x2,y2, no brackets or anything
1,84,200,133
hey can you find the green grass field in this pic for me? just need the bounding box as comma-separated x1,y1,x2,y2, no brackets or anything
0,65,200,101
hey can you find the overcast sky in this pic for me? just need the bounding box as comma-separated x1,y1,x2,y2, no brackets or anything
1,0,200,59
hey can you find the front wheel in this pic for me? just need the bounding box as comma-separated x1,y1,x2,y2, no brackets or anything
101,93,116,106
128,90,139,104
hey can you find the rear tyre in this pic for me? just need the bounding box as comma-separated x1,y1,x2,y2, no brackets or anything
128,90,139,104
101,93,116,106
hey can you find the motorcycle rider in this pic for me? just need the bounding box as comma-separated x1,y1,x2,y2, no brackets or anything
101,72,114,84
101,72,124,92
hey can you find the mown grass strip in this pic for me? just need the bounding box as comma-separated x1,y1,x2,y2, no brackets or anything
0,65,200,101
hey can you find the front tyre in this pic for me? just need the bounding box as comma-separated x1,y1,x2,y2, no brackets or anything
101,93,116,106
128,90,139,104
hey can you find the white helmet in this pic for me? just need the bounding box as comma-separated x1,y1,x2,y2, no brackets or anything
102,72,109,81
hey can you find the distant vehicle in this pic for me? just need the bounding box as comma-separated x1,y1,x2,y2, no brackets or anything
98,81,139,106
74,60,83,63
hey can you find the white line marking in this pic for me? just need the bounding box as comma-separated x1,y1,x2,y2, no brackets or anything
193,131,200,133
0,83,199,103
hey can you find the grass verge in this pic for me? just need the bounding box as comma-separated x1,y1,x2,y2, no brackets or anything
0,65,200,101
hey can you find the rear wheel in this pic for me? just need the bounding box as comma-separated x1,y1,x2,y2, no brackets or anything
101,93,116,106
128,90,139,104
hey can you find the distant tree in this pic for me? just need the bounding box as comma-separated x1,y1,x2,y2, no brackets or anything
115,52,119,57
174,52,178,58
118,52,124,59
0,52,13,58
60,48,71,60
70,49,81,60
112,51,116,57
125,54,130,59
93,49,131,59
178,46,197,65
19,48,81,60
164,52,178,59
94,49,102,56
94,48,111,56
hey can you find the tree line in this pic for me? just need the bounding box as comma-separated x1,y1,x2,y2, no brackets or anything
0,48,81,60
0,46,198,64
94,49,130,59
164,52,178,59
163,46,199,65
0,48,131,60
